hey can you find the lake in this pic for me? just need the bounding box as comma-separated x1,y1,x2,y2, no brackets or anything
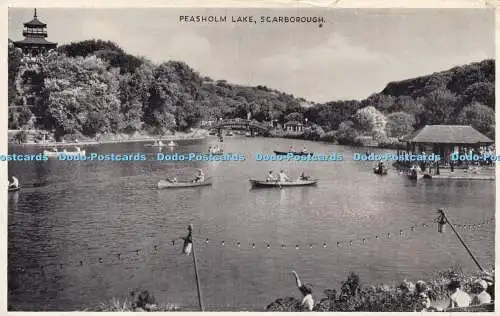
8,136,495,311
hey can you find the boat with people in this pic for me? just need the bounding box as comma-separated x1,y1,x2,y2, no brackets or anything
43,146,85,157
8,176,20,192
249,179,317,188
273,150,313,156
157,177,213,189
208,144,223,154
226,131,234,136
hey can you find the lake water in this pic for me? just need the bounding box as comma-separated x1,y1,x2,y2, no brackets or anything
8,136,495,311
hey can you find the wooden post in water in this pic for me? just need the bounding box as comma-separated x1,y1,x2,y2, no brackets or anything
189,224,204,311
437,209,484,272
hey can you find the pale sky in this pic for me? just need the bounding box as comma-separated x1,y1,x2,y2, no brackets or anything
8,8,494,103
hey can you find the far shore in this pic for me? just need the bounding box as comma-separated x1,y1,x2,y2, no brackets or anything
8,130,210,147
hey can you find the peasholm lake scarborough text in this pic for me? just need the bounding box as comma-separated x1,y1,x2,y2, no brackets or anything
179,15,325,23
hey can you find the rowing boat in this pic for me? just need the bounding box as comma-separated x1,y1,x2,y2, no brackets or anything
157,177,212,189
273,150,313,156
8,186,21,192
44,149,86,157
249,179,317,188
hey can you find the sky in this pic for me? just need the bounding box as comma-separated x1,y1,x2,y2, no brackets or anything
8,8,495,103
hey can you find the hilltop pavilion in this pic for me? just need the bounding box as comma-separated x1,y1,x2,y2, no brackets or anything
13,8,57,55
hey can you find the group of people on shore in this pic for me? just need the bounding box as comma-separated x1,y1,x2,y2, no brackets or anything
289,271,493,312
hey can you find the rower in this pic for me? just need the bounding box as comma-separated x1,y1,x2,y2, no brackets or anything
266,170,276,182
299,172,309,181
166,176,177,183
302,147,308,153
279,170,289,182
377,160,384,171
193,169,205,183
9,176,19,189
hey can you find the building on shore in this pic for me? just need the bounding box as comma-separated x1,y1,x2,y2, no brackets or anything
401,125,493,164
283,121,304,133
13,8,57,56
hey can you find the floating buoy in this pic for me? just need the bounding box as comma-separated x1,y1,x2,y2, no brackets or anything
295,245,299,249
267,244,271,249
375,235,379,239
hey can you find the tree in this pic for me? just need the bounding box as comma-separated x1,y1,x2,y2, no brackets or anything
335,120,359,145
456,102,495,139
284,112,304,122
385,112,415,138
417,88,458,126
354,106,387,138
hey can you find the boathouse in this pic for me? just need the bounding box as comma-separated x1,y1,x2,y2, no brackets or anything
283,121,304,133
402,125,493,162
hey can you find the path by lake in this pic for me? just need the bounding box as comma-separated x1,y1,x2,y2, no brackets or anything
8,136,495,311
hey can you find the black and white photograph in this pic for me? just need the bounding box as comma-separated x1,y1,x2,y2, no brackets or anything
5,3,496,312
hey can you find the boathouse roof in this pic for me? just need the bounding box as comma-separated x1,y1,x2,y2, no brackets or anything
403,125,493,144
284,121,303,126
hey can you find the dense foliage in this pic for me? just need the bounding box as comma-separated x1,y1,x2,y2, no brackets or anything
267,269,494,312
7,39,495,143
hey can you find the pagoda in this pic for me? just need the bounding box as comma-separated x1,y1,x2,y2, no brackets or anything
13,8,57,55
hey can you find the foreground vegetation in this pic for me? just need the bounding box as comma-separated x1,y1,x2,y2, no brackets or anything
8,39,495,145
267,268,494,312
86,268,493,312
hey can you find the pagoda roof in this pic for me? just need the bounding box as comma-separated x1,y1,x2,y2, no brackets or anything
14,37,57,45
24,18,46,27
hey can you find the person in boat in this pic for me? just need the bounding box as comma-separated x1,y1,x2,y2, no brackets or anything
289,145,294,153
299,172,309,181
266,170,277,182
9,176,19,189
279,170,289,182
377,160,385,172
166,176,177,184
193,169,205,183
292,271,314,311
302,147,308,153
